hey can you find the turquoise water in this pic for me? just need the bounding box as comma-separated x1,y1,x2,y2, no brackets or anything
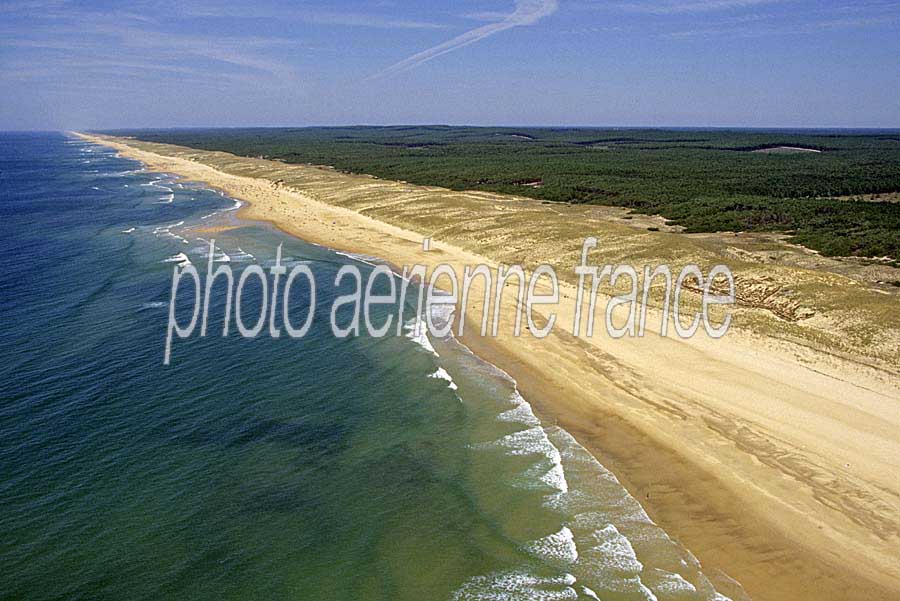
0,133,737,600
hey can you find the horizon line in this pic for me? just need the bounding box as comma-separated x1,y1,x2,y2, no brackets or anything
4,124,899,134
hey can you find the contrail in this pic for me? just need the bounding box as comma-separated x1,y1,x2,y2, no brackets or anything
367,0,558,80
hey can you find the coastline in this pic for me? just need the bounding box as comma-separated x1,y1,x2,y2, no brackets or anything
76,132,900,601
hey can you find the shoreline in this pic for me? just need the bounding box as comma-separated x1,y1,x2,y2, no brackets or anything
77,132,900,601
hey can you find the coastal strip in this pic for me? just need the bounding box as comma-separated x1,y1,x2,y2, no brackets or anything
76,132,900,601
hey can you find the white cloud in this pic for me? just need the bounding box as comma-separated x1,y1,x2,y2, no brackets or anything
369,0,558,79
179,4,446,29
617,0,787,14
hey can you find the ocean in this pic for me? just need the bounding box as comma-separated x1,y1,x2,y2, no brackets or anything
0,132,736,600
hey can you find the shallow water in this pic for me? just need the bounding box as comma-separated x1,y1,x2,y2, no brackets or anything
0,133,735,600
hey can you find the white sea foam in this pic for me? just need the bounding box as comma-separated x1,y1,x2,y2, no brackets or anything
229,247,255,262
334,250,380,268
152,220,183,233
122,227,135,234
524,527,578,565
152,221,190,245
163,252,192,267
651,572,698,596
496,391,541,427
263,256,310,268
428,367,458,390
140,301,168,310
582,523,643,573
473,390,569,495
96,167,145,178
473,424,568,494
404,316,438,356
194,239,231,263
452,570,579,601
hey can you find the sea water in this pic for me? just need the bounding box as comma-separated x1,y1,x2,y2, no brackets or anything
0,133,742,600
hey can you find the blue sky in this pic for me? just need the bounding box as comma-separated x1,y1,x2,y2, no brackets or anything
1,0,898,129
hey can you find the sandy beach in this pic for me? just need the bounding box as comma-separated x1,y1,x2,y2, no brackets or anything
77,132,900,601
